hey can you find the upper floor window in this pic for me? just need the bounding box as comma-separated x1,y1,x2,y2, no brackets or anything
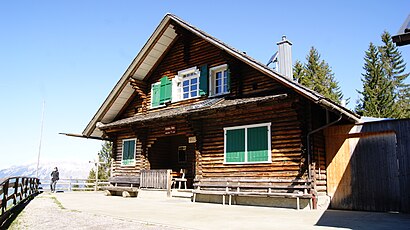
209,64,230,96
180,67,200,99
150,64,230,108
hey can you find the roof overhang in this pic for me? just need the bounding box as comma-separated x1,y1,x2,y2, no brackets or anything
83,14,360,139
392,14,410,46
83,15,178,138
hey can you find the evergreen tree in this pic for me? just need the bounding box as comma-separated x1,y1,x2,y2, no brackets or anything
379,31,410,118
87,141,113,185
356,43,396,118
356,32,409,118
293,60,305,84
293,47,344,103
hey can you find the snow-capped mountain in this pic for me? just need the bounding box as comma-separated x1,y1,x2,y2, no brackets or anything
0,161,93,180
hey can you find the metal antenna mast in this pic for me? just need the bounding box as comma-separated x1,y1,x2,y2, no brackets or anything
36,100,45,178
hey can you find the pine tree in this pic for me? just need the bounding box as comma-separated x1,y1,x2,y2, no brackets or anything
87,141,113,185
379,31,410,118
293,60,305,84
356,32,410,118
294,47,344,103
356,43,396,118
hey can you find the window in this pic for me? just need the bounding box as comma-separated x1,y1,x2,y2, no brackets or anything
209,64,230,96
180,67,200,99
172,66,208,102
224,123,271,164
153,66,208,105
151,76,172,108
122,139,136,166
178,146,187,163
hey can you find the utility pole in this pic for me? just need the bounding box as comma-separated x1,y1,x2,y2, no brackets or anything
36,100,45,178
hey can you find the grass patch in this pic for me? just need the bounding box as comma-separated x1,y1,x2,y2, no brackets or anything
8,210,25,230
50,196,65,210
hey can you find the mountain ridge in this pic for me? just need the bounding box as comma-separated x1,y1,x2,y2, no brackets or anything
0,161,93,180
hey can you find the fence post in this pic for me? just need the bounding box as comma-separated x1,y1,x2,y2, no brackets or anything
1,180,9,215
166,169,172,197
13,178,19,205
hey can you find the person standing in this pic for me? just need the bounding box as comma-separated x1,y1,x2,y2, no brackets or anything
50,167,59,192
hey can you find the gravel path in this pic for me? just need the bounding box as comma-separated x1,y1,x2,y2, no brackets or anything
9,193,179,230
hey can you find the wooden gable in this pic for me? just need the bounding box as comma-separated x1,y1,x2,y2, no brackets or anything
117,25,292,121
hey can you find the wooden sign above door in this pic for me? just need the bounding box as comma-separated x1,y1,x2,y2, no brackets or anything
165,126,176,135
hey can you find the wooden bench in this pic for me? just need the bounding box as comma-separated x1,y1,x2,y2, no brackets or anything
102,176,140,198
192,178,313,210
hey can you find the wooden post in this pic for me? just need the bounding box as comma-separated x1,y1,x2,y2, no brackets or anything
166,169,172,197
311,163,318,209
13,178,19,205
1,180,8,215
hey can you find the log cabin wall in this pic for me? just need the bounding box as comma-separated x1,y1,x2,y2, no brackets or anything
110,129,143,177
309,102,328,196
118,93,145,119
196,97,306,179
293,97,330,195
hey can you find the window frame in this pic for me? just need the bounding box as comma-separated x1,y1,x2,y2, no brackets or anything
178,146,187,163
209,64,229,97
178,67,201,100
223,122,272,164
121,138,137,166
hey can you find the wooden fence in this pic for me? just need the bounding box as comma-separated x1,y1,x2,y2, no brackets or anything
0,177,39,227
39,178,110,192
325,119,410,213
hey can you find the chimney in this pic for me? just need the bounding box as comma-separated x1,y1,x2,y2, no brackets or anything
276,35,293,80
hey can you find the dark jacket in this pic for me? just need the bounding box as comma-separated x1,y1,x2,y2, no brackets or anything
51,170,59,182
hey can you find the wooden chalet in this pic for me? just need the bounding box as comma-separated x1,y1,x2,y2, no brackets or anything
82,14,360,208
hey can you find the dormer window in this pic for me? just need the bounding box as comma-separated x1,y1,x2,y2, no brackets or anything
209,64,230,96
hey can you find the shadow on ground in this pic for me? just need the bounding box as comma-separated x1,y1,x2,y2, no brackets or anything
0,192,40,229
316,209,410,230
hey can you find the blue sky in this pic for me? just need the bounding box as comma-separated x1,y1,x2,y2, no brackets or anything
0,1,409,169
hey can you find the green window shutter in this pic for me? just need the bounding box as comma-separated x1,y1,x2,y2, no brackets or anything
122,140,135,165
123,141,130,160
247,126,269,162
151,84,160,107
160,76,172,103
199,64,208,96
226,129,245,162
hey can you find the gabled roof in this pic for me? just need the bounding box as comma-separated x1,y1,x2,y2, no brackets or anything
392,14,410,46
83,14,360,138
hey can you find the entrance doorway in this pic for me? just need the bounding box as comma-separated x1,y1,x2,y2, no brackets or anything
148,135,195,188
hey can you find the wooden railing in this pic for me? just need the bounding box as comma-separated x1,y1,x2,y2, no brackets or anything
140,169,172,196
0,177,39,227
39,178,110,192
